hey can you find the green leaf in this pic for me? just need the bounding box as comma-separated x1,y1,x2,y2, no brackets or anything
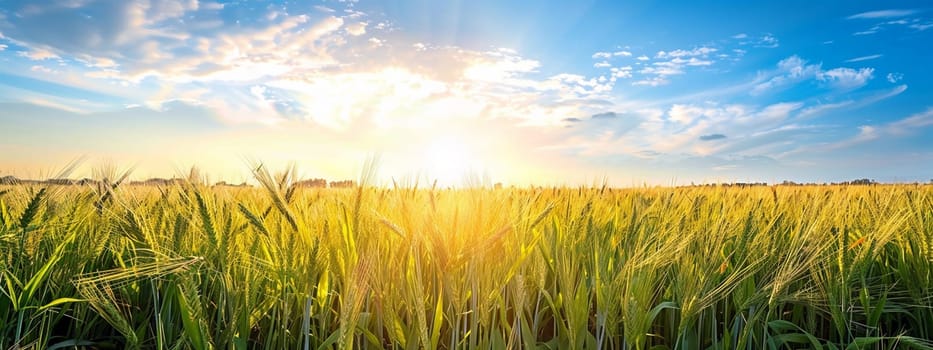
316,330,341,350
38,297,85,311
176,285,206,350
23,225,77,303
430,291,444,349
768,320,823,350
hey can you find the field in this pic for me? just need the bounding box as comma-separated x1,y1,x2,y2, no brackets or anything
1,169,933,349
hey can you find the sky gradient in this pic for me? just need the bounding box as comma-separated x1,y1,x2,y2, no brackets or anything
0,0,931,186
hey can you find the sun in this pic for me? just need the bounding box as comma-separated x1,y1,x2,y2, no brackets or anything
424,137,476,187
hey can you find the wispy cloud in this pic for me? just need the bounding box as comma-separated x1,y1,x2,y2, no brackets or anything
754,34,779,48
819,67,874,89
592,50,632,59
810,107,933,154
345,21,367,36
844,54,883,63
887,107,933,134
18,48,59,60
847,9,919,20
797,101,854,119
631,76,669,87
29,65,55,73
911,22,933,31
656,46,717,59
850,13,931,35
610,66,632,80
592,33,781,88
853,27,882,36
624,46,721,86
752,55,821,94
886,73,903,83
753,55,875,94
556,99,824,164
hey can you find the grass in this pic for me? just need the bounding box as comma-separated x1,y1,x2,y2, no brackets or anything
1,166,932,349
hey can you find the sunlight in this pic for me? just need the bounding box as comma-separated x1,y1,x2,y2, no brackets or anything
424,136,475,187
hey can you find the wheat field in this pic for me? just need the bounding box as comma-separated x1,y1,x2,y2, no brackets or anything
1,166,932,349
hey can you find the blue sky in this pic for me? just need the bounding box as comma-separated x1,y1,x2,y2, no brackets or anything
0,0,931,185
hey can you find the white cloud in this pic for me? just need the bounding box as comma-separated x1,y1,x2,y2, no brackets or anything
797,86,907,120
594,61,611,68
610,66,632,79
797,101,854,119
592,52,612,59
887,108,933,134
850,15,932,34
755,34,779,48
910,23,933,31
817,107,933,153
29,65,55,73
753,55,875,93
844,54,883,63
632,76,668,87
640,65,684,77
756,102,803,121
463,49,542,82
202,2,225,10
345,22,367,36
732,33,748,39
669,104,706,124
656,46,717,58
778,55,820,78
591,51,631,59
853,28,881,36
625,46,722,86
553,80,909,174
559,100,816,162
0,44,6,51
19,48,59,60
818,67,874,89
314,5,336,13
886,72,903,83
847,9,918,19
683,57,713,66
144,0,201,23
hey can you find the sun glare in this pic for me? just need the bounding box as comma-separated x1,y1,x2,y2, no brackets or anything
424,137,475,187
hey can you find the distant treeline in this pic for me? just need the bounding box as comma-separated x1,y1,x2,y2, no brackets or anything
292,178,356,188
0,175,358,188
4,175,932,189
689,178,933,187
